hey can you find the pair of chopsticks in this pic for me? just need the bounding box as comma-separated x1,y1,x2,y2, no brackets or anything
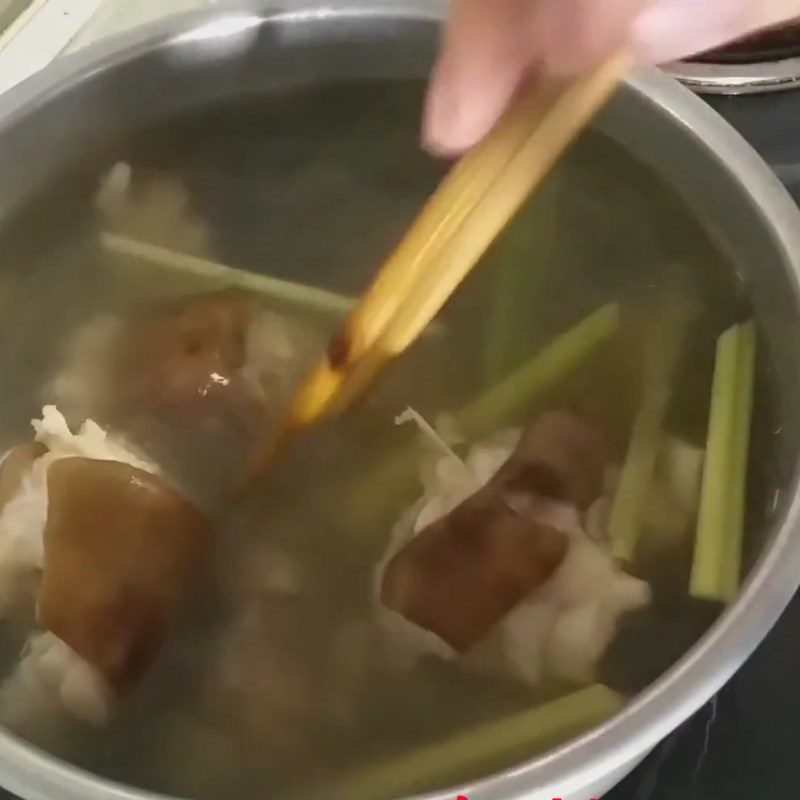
269,53,630,464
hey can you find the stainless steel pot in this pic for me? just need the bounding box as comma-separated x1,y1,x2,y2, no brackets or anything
1,3,800,800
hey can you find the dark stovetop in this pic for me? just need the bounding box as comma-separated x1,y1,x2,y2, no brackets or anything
607,591,800,799
608,88,800,800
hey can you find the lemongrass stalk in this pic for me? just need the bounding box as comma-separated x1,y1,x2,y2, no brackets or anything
457,302,620,440
100,232,354,317
690,324,743,600
609,386,671,561
608,304,691,561
328,685,623,800
721,322,757,600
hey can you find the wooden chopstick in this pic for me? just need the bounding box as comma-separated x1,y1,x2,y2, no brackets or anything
271,53,631,459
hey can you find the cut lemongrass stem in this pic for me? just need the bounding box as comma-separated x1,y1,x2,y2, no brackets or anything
690,324,744,600
721,322,756,599
608,303,692,562
457,302,620,439
608,388,670,562
100,232,355,318
327,685,623,800
696,321,759,601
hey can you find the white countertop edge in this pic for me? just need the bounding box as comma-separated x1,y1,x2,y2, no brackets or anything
0,0,104,95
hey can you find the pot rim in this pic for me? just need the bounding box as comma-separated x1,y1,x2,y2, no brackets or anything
1,3,800,799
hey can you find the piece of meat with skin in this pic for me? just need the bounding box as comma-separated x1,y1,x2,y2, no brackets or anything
113,291,262,431
381,411,608,652
496,411,610,511
38,457,211,690
381,487,568,652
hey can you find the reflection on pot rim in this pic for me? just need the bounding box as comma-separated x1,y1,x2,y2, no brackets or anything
664,58,800,96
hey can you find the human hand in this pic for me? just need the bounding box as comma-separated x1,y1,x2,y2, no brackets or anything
424,0,800,155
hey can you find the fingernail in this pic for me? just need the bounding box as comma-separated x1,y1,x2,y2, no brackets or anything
424,64,521,156
422,63,463,156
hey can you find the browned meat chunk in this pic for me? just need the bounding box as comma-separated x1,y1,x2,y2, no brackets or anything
381,411,609,651
113,291,260,431
38,457,211,689
502,411,610,510
381,493,567,652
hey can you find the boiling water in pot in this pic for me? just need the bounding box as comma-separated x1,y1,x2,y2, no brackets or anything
0,80,776,800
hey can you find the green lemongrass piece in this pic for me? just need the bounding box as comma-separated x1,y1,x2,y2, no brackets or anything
690,324,743,600
100,232,354,317
609,388,670,561
329,685,623,800
721,322,757,600
458,302,620,440
608,306,690,561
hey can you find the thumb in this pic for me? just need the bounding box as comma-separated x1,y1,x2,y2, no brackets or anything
423,0,532,156
423,0,647,155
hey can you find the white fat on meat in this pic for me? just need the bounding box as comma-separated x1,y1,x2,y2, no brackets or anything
32,404,157,472
0,406,156,618
500,534,651,686
376,429,651,688
0,406,159,729
0,633,111,737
